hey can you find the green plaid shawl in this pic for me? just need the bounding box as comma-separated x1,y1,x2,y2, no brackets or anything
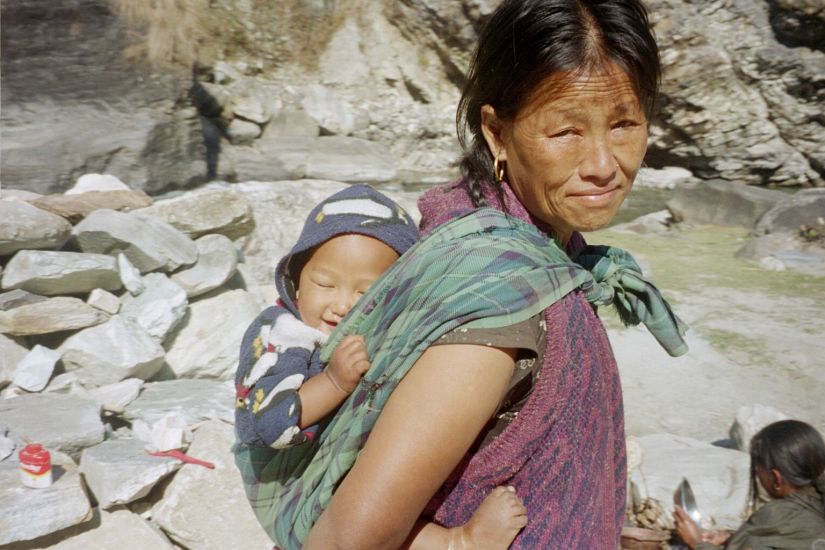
234,208,687,548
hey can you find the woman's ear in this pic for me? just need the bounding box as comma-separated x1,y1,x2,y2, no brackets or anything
480,104,507,162
770,468,786,494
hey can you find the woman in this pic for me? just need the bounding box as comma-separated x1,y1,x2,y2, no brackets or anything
237,0,686,548
674,420,825,550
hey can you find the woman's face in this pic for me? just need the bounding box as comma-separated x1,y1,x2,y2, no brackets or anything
481,62,649,244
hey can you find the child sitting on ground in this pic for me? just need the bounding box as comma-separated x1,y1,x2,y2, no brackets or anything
674,419,825,550
234,184,527,549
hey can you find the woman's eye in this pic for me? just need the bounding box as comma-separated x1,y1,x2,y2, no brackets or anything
613,119,639,129
550,128,576,138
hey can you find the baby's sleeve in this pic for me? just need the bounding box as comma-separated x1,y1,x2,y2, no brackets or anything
234,306,324,449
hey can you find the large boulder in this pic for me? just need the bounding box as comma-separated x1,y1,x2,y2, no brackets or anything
170,234,240,298
755,189,825,234
0,201,72,257
667,179,788,229
34,508,176,550
0,293,109,336
1,250,122,296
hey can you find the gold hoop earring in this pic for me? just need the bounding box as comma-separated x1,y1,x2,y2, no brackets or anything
494,156,506,182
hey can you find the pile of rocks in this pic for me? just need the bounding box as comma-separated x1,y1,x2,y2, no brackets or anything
0,175,421,548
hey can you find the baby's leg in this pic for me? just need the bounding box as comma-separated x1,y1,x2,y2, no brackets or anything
459,485,527,550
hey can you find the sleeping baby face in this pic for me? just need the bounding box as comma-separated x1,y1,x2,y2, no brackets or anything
296,234,399,335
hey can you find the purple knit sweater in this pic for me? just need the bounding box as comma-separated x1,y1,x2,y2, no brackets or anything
418,180,626,549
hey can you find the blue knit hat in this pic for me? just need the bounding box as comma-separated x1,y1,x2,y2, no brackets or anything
275,184,419,315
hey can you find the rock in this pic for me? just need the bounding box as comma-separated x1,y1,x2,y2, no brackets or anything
87,288,121,314
0,201,72,257
667,179,789,229
2,189,43,201
120,273,188,343
0,432,14,461
29,190,153,223
227,118,262,145
225,136,316,182
0,295,108,336
755,191,825,234
151,420,273,550
0,450,92,546
86,378,143,413
72,209,198,273
39,508,176,550
634,166,696,189
171,234,239,298
137,186,255,240
66,173,131,195
729,404,791,452
768,0,825,49
610,210,673,235
306,136,397,183
163,289,260,379
12,345,60,392
0,394,104,459
735,231,825,275
122,380,235,427
59,316,165,386
118,253,146,295
79,438,181,509
630,433,750,531
232,94,270,125
1,333,29,389
301,83,358,135
1,250,122,296
266,109,320,138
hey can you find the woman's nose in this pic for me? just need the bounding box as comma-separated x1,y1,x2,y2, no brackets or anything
579,138,617,184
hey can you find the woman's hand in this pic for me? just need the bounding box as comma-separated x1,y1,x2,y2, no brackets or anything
673,505,703,549
304,343,517,550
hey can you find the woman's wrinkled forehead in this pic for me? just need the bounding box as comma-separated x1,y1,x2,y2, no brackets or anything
517,61,642,121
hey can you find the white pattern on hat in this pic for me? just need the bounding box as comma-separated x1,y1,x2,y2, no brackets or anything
321,198,393,220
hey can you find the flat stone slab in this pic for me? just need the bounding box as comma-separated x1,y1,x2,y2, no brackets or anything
79,438,181,509
0,201,72,257
305,136,396,183
59,316,165,386
151,420,273,549
123,379,234,427
138,186,255,240
1,249,121,295
170,234,239,298
0,295,108,336
0,393,104,459
29,190,153,224
72,209,198,273
39,508,176,550
0,450,92,545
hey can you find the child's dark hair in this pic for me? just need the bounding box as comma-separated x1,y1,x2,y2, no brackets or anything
748,419,825,513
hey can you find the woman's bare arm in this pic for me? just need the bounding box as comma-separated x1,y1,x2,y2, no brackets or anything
303,343,517,550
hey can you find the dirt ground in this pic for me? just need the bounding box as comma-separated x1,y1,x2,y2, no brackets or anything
588,224,825,442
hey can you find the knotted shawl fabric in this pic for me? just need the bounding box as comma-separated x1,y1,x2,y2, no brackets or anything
234,207,687,549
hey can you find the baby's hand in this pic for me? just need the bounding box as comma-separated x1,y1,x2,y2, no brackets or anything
326,335,370,393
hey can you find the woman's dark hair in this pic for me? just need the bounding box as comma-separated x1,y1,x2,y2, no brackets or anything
748,419,825,513
457,0,661,206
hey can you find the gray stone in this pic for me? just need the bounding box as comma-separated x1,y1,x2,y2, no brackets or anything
0,450,92,546
667,179,789,229
0,394,104,459
233,94,270,125
0,288,47,310
122,380,235,427
137,186,255,240
29,190,153,224
755,191,825,234
610,210,673,235
12,345,60,392
1,333,28,389
301,84,357,135
171,234,239,298
0,201,72,256
729,404,791,452
163,289,260,379
0,296,108,336
151,420,273,549
120,273,188,343
87,288,121,314
72,209,198,273
67,173,130,195
86,378,143,413
630,433,750,531
59,316,165,386
224,136,315,182
1,250,121,296
2,189,43,201
227,118,262,145
118,253,146,295
0,433,13,461
306,136,397,183
266,109,320,138
635,166,696,189
79,438,181,509
41,508,176,550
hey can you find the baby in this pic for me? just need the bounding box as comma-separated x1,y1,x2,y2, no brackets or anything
234,184,527,548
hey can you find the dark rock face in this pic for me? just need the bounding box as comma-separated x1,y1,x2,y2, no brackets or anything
0,0,206,195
